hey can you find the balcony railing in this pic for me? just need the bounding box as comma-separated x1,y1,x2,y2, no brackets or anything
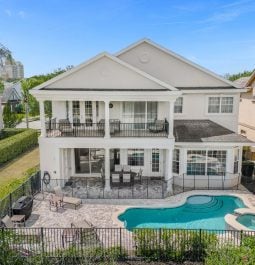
46,122,105,137
45,120,169,138
110,121,169,137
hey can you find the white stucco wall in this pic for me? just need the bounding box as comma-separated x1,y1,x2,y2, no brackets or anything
46,56,167,90
118,42,230,88
174,93,240,132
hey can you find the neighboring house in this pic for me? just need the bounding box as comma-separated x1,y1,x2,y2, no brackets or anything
1,81,22,112
30,39,251,193
235,71,255,160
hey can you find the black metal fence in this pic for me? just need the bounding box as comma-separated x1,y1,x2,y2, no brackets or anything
173,173,241,195
0,172,41,218
0,227,254,263
41,177,168,199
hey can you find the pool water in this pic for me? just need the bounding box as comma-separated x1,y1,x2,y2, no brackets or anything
237,214,255,230
118,195,245,230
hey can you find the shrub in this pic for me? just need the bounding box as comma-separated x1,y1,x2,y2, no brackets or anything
0,129,38,165
0,128,25,140
133,229,218,262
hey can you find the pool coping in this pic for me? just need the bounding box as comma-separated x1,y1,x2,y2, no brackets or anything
113,190,255,229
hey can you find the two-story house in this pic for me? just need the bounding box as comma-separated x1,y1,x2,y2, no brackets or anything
30,39,250,195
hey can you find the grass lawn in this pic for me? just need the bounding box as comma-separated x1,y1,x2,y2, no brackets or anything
0,147,39,198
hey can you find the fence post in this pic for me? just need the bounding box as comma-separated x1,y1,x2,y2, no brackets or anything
41,227,44,263
147,178,149,198
183,174,184,192
9,193,12,216
240,230,243,246
208,174,209,190
161,180,164,199
22,183,25,196
119,228,122,256
194,175,195,190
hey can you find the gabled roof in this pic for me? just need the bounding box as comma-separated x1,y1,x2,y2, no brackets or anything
32,52,177,92
1,85,22,103
233,76,251,88
116,38,238,88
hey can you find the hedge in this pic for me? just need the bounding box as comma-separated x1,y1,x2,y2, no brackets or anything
0,129,38,165
0,128,25,140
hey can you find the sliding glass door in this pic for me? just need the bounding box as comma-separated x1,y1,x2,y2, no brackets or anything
75,148,104,174
122,102,157,129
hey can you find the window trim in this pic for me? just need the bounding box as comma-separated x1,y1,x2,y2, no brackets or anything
186,149,227,176
172,149,180,174
206,95,234,115
174,97,183,114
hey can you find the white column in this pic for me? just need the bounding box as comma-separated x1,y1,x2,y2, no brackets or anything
165,149,173,194
104,100,110,138
39,100,46,137
167,101,174,138
104,148,111,191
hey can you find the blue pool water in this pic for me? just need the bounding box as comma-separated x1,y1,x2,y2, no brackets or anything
118,195,245,230
237,214,255,230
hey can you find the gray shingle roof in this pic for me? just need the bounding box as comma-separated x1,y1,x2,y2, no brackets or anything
174,120,252,143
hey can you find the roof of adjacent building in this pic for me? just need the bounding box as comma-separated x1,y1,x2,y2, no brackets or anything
1,82,22,103
174,120,252,143
233,76,251,88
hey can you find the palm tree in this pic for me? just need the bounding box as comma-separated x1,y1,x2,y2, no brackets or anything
21,79,32,128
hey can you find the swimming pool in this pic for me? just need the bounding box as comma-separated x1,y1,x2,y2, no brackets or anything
118,195,245,230
237,214,255,230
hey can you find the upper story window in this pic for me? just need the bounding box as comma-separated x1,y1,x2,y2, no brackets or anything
208,96,233,114
174,97,183,113
72,101,80,123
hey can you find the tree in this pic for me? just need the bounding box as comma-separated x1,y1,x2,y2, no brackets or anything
0,80,4,94
225,69,254,81
3,102,17,128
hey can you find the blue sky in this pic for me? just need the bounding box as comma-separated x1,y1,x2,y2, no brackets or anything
0,0,254,77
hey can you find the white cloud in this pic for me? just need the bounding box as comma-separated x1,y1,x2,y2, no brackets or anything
18,10,26,18
4,9,12,17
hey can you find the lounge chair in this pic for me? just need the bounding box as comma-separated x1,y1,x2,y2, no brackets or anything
148,120,165,133
123,173,131,183
58,119,73,136
114,165,122,172
1,215,41,239
70,219,101,246
112,173,120,184
54,186,82,210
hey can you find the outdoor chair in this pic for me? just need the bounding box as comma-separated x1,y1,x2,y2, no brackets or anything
134,168,143,183
123,173,131,183
70,219,101,246
123,165,131,172
114,164,122,172
54,186,82,210
111,173,120,184
58,119,73,136
1,215,41,239
148,120,165,133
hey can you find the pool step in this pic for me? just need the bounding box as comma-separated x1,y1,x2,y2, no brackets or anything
184,198,223,213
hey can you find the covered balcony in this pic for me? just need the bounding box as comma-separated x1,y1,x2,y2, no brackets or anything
40,100,173,138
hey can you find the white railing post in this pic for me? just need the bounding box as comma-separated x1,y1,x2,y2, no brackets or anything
39,100,46,137
104,100,110,138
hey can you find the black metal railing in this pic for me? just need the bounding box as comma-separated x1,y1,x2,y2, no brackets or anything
173,172,240,194
45,121,169,138
41,177,167,199
110,122,169,137
46,122,105,137
0,227,254,263
0,171,41,218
